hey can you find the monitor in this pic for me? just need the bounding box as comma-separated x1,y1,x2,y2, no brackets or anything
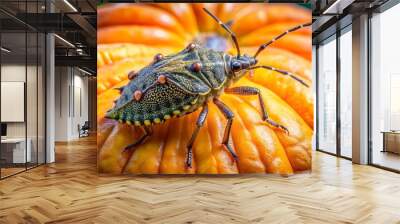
1,123,7,137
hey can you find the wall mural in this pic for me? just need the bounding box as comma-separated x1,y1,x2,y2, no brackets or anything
97,3,313,175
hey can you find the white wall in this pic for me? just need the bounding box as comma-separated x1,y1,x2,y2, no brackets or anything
72,73,89,138
1,63,45,164
55,66,69,141
1,65,33,138
54,67,89,141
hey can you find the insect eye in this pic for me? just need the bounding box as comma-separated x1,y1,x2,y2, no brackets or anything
191,62,202,72
128,70,137,80
231,61,241,71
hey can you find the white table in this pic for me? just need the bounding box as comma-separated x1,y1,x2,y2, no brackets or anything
1,138,31,163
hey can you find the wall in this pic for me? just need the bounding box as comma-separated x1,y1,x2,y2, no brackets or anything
71,72,89,138
54,67,89,141
54,66,69,141
1,64,38,138
1,63,45,164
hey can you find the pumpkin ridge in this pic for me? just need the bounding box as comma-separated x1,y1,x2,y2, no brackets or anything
224,95,293,174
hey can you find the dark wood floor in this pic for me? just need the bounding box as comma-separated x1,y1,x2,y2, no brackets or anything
0,135,399,223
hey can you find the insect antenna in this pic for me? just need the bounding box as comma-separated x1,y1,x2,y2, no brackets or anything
253,22,312,58
203,8,241,58
248,65,309,87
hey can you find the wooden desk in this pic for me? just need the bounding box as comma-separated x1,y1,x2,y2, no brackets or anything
381,131,400,154
1,138,31,164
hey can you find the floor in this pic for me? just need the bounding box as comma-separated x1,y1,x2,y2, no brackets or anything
0,136,399,224
1,163,42,178
372,150,400,171
0,167,25,178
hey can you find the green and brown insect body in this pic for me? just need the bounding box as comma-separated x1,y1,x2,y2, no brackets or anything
105,8,311,168
106,44,229,126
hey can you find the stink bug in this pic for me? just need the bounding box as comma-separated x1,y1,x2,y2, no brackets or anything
105,8,311,168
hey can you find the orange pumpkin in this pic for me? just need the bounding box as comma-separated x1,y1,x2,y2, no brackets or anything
97,3,313,175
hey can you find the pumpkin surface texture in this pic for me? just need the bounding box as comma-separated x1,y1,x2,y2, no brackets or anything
97,3,313,175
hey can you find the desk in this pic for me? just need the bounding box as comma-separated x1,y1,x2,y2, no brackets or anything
1,138,31,164
382,131,400,155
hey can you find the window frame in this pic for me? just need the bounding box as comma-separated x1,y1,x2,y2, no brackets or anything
315,24,353,161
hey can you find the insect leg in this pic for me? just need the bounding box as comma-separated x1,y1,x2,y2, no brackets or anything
203,8,241,58
124,126,153,152
225,86,289,135
248,65,309,87
253,22,312,58
213,98,238,162
186,104,209,168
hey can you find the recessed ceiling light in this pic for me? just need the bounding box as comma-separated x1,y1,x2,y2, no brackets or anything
63,0,78,12
77,67,92,76
54,34,75,48
1,47,11,53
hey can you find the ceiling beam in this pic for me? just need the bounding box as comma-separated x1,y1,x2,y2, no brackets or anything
55,55,96,72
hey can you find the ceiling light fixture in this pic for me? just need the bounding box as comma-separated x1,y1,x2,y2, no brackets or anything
54,34,75,48
78,67,93,76
322,0,355,15
322,0,342,14
1,47,11,53
63,0,78,12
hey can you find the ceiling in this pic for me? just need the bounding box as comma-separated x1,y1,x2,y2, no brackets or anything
0,0,96,74
312,0,391,44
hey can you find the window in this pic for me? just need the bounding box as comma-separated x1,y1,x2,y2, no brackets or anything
370,3,400,171
339,27,352,158
317,36,337,154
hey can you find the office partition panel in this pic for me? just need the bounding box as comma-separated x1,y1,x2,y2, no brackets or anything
27,31,38,169
0,15,28,178
0,0,47,179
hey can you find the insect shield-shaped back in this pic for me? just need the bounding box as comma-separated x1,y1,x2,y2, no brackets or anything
105,44,227,126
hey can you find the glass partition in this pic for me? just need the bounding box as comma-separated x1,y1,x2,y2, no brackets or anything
27,31,38,169
0,4,28,177
0,0,46,179
38,32,45,165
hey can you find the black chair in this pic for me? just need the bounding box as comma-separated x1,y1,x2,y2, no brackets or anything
78,121,90,138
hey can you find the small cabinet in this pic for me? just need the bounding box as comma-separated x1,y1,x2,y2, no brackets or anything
382,132,400,154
